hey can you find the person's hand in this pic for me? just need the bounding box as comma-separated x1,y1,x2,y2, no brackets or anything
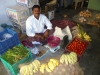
40,35,45,40
44,30,50,38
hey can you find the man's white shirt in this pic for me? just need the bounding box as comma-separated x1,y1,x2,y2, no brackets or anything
26,14,52,37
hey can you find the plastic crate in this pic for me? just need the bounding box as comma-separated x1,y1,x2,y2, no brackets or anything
0,28,20,54
65,37,89,57
0,46,33,75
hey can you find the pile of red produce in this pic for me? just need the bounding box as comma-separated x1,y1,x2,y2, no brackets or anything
65,37,89,56
51,19,76,29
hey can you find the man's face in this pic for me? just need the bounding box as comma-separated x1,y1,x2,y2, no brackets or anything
32,8,40,18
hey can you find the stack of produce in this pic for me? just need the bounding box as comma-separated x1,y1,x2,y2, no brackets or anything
79,9,92,18
87,20,100,27
51,19,76,29
19,59,59,75
60,52,77,65
66,38,88,56
96,13,100,19
2,45,28,65
78,32,92,42
79,17,86,23
20,60,40,75
40,59,59,73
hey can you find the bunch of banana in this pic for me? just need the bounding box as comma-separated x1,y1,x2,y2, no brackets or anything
78,32,91,42
40,59,59,74
60,52,77,65
20,64,33,75
20,60,40,75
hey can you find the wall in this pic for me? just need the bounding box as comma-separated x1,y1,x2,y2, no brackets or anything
0,0,17,32
88,0,100,11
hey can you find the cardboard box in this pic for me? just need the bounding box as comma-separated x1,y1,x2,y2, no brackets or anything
48,10,55,20
17,0,39,8
6,5,29,24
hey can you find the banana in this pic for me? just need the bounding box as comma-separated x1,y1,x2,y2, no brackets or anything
48,61,55,71
33,68,37,73
28,64,33,75
32,61,38,71
20,66,26,75
55,59,59,66
60,54,66,63
50,59,59,66
69,54,75,64
45,64,52,72
40,64,46,74
34,60,40,67
50,59,56,63
70,52,77,63
24,65,29,75
65,55,68,65
67,55,72,64
78,32,91,41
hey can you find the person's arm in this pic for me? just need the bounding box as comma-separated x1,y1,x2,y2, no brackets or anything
43,16,52,38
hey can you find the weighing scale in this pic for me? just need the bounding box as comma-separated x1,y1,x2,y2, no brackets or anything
44,44,60,53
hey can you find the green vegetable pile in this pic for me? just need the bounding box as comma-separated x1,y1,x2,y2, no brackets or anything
2,44,28,65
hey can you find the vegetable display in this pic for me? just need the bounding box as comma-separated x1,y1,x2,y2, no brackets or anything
2,45,28,65
66,38,88,56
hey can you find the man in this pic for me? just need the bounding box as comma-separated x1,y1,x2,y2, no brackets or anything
26,5,52,44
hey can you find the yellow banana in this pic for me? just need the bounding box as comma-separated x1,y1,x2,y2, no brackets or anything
50,59,59,66
45,64,52,72
50,59,56,63
20,66,26,75
28,64,33,75
55,59,59,66
65,55,68,65
24,65,29,75
40,64,46,74
32,61,38,71
48,61,55,71
67,55,72,64
33,68,37,73
60,54,66,63
34,60,40,67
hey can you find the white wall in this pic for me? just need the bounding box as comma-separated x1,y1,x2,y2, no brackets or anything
0,0,17,32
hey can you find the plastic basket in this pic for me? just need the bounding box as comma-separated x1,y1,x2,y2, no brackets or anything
0,45,33,75
47,36,60,48
0,28,20,54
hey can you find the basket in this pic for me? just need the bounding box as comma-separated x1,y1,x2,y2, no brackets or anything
0,28,20,54
65,37,89,57
0,45,33,75
47,36,60,48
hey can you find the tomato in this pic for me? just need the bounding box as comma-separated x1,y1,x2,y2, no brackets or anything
66,38,88,56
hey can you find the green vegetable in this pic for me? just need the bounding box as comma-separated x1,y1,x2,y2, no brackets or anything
2,44,28,65
77,24,84,39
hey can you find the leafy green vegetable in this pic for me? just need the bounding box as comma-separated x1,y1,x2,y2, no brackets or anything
2,44,28,65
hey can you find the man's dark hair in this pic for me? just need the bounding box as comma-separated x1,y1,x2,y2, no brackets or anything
32,5,40,11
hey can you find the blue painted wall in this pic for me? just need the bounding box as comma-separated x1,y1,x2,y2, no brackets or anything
0,0,17,31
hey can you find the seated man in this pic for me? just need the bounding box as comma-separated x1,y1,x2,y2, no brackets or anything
26,5,52,44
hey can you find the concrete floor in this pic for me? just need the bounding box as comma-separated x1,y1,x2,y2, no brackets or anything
0,7,100,75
